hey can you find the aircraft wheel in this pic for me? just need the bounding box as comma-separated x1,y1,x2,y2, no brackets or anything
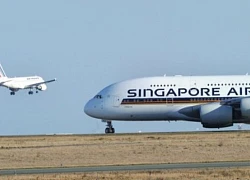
105,128,109,134
105,128,115,134
28,91,33,95
105,121,115,134
10,92,15,95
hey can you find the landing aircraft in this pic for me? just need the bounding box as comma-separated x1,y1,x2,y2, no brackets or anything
84,75,250,133
0,63,56,95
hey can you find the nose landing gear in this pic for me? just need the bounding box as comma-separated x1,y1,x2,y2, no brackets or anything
105,121,115,134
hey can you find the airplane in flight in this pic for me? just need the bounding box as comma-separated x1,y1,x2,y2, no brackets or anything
0,63,56,95
84,75,250,133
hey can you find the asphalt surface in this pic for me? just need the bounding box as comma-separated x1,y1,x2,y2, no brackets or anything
1,161,250,175
0,130,249,138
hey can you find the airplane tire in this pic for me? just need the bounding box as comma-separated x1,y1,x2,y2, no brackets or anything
105,128,115,134
105,128,110,134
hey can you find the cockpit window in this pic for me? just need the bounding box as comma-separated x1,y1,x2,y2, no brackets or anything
94,95,102,99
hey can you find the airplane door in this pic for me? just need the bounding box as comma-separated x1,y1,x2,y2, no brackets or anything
113,96,121,107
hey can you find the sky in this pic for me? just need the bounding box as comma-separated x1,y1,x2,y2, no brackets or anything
0,1,250,135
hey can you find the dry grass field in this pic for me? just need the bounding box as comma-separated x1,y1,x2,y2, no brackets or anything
1,131,250,179
1,131,250,169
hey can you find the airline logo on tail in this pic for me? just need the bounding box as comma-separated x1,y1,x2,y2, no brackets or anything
0,63,7,78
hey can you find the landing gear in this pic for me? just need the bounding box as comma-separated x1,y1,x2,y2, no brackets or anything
10,92,15,95
105,121,115,134
28,87,35,95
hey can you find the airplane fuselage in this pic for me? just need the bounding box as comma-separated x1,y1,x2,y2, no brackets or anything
0,76,47,91
84,75,250,132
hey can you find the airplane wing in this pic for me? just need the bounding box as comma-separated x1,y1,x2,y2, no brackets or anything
0,80,12,85
0,80,12,87
24,78,57,88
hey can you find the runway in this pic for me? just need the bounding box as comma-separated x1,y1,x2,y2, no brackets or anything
0,130,249,138
1,161,250,175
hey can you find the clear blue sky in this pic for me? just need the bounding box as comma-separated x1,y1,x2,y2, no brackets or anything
0,1,249,135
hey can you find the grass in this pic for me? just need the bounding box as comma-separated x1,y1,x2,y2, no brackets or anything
0,132,250,169
0,131,250,179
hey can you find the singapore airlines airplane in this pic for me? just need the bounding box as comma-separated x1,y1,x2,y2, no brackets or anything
84,75,250,133
0,63,56,95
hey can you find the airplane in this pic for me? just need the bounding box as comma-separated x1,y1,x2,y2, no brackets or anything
84,75,250,133
0,63,56,95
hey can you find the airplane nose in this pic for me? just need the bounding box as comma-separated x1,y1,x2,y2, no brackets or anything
84,98,106,119
84,99,101,118
84,100,93,117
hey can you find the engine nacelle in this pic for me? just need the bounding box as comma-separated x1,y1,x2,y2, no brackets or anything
200,103,233,128
241,98,250,119
37,84,47,91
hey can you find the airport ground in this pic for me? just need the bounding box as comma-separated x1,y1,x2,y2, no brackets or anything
1,131,250,179
1,168,250,180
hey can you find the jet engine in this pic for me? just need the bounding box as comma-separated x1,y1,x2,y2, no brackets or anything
200,103,233,128
240,98,250,119
37,84,47,91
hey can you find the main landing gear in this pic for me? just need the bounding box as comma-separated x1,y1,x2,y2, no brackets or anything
28,91,34,95
28,88,39,95
105,121,115,134
9,89,39,95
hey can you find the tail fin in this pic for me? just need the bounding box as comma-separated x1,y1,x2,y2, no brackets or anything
0,63,7,78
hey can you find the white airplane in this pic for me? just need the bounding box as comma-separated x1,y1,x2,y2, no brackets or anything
0,63,56,95
84,75,250,133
